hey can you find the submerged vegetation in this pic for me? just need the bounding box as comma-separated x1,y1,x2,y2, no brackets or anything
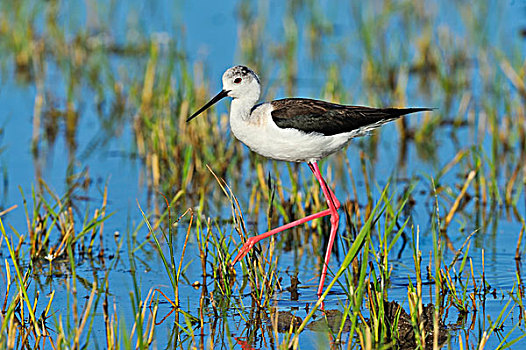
1,0,526,348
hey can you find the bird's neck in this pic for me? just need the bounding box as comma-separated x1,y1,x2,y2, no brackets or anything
230,96,258,121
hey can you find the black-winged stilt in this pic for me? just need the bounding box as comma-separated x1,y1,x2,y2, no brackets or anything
187,65,431,296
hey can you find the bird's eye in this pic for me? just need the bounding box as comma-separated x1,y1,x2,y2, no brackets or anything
234,77,242,84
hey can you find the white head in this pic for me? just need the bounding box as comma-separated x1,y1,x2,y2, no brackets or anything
187,65,261,122
221,65,261,101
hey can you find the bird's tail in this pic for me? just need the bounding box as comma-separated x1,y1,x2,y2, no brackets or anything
387,107,435,117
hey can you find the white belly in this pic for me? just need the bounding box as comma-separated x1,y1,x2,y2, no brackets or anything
229,103,354,163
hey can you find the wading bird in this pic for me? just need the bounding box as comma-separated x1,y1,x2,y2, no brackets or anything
187,65,430,296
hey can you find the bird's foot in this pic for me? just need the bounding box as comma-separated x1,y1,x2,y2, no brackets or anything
231,237,257,266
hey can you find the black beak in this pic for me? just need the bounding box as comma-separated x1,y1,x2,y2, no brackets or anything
186,89,230,122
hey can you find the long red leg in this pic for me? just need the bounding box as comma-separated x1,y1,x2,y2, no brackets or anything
309,162,340,296
231,161,341,298
231,208,332,265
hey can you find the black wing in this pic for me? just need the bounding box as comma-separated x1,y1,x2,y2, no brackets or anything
270,98,432,136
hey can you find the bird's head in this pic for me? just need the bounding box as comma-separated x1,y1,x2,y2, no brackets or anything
186,65,261,122
221,65,261,100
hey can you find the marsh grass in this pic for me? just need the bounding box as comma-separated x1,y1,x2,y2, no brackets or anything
0,179,110,349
